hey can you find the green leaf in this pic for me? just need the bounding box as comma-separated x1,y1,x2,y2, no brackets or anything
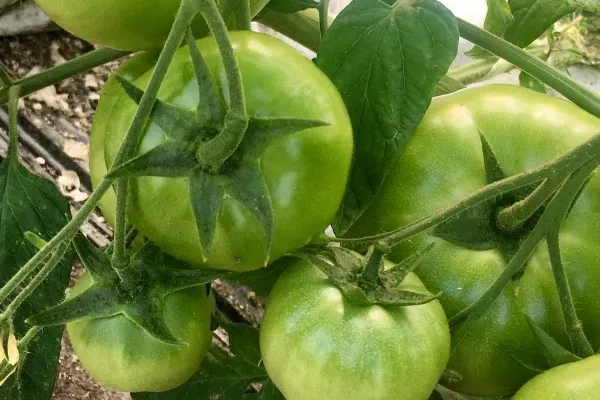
525,315,581,367
316,0,459,234
519,71,547,93
504,0,600,48
467,0,513,58
434,75,467,97
131,323,284,400
268,0,320,13
0,144,72,399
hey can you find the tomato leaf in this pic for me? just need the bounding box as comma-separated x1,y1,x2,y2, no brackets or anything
131,322,284,400
504,0,600,48
525,315,582,367
268,0,319,13
519,71,547,93
434,75,467,97
0,114,72,398
316,0,459,234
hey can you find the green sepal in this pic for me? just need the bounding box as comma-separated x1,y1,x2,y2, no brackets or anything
186,30,224,124
432,133,509,250
120,293,181,345
107,140,199,179
525,315,581,367
381,243,435,288
293,246,441,307
116,76,205,142
27,285,121,327
30,237,233,345
479,132,506,184
190,117,328,264
73,234,117,281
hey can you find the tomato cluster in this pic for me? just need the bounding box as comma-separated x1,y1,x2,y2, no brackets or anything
30,2,600,399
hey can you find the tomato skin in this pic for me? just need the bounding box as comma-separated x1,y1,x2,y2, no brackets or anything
346,85,600,396
66,273,214,392
259,258,450,400
512,355,600,400
92,32,353,271
33,0,270,51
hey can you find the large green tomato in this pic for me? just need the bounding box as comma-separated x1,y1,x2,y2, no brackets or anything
512,355,600,400
346,85,600,397
91,32,353,271
66,273,214,392
34,0,270,51
260,258,451,400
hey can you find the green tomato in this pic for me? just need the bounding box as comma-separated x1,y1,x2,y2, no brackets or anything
346,85,600,397
66,273,214,392
91,32,353,271
33,0,270,51
259,258,451,400
512,355,600,400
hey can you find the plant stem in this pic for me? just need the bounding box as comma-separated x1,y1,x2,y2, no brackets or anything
337,133,600,247
497,178,563,232
18,326,42,350
109,0,199,279
7,86,20,160
0,48,129,106
319,0,330,38
237,0,251,30
450,159,600,333
125,227,140,248
1,242,68,322
195,0,249,172
457,18,600,119
547,227,594,357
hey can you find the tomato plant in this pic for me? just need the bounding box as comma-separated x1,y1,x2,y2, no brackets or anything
260,257,450,400
3,0,600,398
91,32,353,271
346,84,600,397
66,273,214,392
512,355,600,400
33,0,270,51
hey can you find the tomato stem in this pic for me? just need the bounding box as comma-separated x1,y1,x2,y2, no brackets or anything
336,133,600,248
194,0,249,172
237,0,252,30
110,0,200,273
547,228,595,357
0,48,129,106
457,18,600,120
319,0,330,38
496,178,563,233
450,159,600,338
6,86,20,162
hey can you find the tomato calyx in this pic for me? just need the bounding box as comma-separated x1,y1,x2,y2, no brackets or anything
431,133,543,263
27,235,233,344
294,245,440,306
107,47,328,266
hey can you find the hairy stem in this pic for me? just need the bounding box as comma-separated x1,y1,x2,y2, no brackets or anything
458,18,600,119
450,159,600,336
195,0,249,171
319,0,330,38
7,86,20,160
497,178,563,232
547,228,594,357
337,133,600,247
0,48,129,106
237,0,251,30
